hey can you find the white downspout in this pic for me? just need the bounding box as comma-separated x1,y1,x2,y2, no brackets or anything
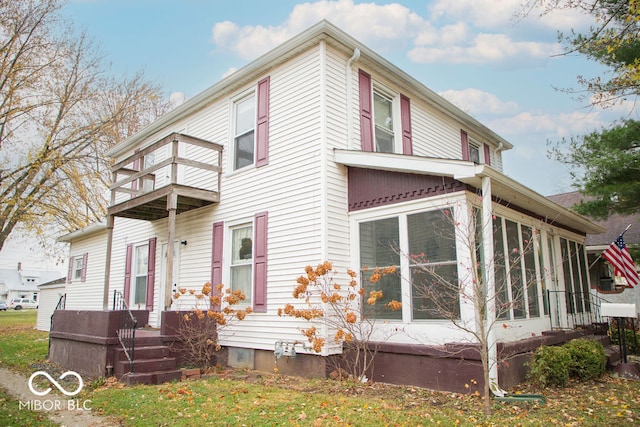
482,175,507,397
346,48,361,150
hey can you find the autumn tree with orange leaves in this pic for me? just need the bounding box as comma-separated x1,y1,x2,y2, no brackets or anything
278,261,401,381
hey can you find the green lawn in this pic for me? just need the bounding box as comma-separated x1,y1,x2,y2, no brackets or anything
1,310,640,426
0,310,58,426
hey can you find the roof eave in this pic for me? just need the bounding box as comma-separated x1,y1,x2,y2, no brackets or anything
107,20,512,158
333,149,605,235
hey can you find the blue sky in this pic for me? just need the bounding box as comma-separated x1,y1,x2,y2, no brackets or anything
60,0,636,197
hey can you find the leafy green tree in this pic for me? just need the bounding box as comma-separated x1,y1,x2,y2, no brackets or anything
549,118,640,219
530,0,640,106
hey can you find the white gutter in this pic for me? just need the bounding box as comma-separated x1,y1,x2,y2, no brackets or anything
57,222,107,243
345,47,360,150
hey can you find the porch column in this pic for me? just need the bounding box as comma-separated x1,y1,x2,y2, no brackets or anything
481,176,504,396
103,214,114,310
165,193,177,310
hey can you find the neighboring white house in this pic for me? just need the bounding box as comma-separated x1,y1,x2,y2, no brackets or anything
56,21,605,390
36,277,66,331
0,264,63,306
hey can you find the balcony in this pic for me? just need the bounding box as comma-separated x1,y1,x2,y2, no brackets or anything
108,133,222,221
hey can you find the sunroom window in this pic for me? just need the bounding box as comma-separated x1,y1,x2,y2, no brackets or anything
408,210,459,320
359,217,402,320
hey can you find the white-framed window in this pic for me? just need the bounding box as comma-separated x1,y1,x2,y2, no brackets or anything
74,257,84,280
357,205,458,321
469,143,481,164
230,224,253,304
233,93,256,170
372,85,402,154
492,215,543,320
133,243,149,306
373,89,396,153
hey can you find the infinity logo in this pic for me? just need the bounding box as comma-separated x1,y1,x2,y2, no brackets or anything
28,371,83,397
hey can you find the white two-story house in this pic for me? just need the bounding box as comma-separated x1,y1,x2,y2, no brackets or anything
52,21,605,392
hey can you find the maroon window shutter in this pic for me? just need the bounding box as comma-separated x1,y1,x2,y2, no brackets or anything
253,211,268,312
400,94,412,155
211,221,224,286
67,256,74,283
256,76,270,167
146,237,157,311
461,130,470,161
81,253,88,282
124,243,133,303
483,144,491,166
211,221,224,310
359,70,374,152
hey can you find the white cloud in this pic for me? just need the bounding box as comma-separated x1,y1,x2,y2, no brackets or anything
409,32,561,65
429,0,593,33
429,0,524,29
439,88,519,116
488,110,605,140
211,0,425,59
210,0,569,66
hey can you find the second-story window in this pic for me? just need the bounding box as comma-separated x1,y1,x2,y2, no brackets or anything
469,143,481,164
74,257,84,280
234,94,256,170
373,91,394,153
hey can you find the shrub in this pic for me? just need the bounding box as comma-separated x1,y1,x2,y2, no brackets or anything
564,339,606,381
528,339,608,388
527,345,571,388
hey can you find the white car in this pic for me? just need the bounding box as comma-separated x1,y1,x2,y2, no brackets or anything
9,298,38,310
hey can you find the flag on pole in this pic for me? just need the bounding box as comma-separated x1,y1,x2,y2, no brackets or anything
602,229,639,288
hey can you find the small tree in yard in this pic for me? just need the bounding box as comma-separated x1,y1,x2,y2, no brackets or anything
172,282,252,372
278,261,401,382
400,202,541,416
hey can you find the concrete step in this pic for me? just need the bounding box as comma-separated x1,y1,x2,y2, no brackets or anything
114,345,174,362
122,369,182,386
117,356,177,375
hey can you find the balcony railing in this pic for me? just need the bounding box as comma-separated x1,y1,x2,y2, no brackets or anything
108,133,222,221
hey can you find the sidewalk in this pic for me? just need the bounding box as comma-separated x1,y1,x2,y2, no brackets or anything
0,366,115,427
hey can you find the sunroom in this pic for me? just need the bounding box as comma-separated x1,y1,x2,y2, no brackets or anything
336,149,605,391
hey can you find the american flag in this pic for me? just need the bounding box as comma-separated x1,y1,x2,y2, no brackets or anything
602,233,639,288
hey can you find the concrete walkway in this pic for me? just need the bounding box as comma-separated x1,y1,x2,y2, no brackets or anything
0,366,115,427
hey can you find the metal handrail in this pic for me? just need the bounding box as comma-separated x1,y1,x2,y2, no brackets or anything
113,290,137,374
547,290,613,330
47,293,67,357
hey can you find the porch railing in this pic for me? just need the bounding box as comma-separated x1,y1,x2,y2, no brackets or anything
548,290,611,330
113,290,137,374
47,293,67,357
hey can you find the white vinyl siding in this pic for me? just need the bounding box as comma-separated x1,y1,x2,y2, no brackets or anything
97,39,516,351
